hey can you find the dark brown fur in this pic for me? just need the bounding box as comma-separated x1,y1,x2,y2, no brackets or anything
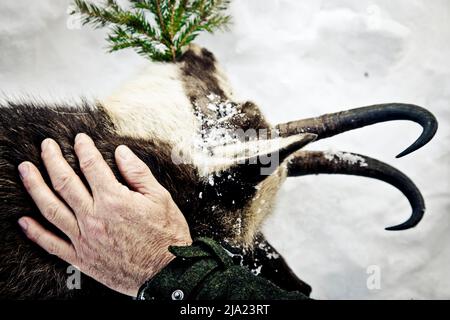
180,47,227,103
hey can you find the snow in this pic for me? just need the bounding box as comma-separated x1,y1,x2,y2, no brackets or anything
153,43,167,54
1,0,449,299
324,149,369,167
208,175,215,186
234,217,242,237
193,95,241,153
257,239,280,260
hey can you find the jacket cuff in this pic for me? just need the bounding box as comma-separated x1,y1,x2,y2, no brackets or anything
136,237,233,300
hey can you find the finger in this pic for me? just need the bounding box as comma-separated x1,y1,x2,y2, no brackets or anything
41,138,93,216
18,217,77,264
115,145,161,196
74,133,119,195
19,162,80,238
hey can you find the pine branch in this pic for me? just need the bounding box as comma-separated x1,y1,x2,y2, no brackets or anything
71,0,232,62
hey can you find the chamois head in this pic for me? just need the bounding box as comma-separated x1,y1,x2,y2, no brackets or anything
101,45,437,250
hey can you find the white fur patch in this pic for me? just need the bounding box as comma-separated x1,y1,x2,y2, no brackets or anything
102,60,235,170
102,62,198,158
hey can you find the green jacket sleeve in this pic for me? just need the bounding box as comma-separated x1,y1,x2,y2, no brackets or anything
136,237,309,300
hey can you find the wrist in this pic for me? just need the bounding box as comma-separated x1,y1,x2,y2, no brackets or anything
136,237,234,300
134,238,191,296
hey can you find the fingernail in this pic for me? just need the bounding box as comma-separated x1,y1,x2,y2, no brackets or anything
18,218,28,231
41,139,53,151
117,145,132,160
75,133,87,144
18,162,29,179
41,138,51,152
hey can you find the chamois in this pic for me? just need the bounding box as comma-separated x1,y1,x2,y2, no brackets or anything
0,45,438,298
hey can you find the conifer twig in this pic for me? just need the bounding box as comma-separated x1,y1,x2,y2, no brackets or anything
71,0,231,62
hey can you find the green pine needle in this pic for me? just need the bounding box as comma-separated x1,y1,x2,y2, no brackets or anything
71,0,231,62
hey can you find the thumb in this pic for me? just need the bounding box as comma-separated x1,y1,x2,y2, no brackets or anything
115,145,160,195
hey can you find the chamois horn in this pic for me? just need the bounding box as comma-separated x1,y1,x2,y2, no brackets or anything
288,150,425,230
276,104,438,158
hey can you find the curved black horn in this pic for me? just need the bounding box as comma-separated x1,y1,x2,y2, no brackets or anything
288,150,425,230
276,104,438,158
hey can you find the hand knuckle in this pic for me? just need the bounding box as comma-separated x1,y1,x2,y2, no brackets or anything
28,230,41,244
127,164,147,178
159,188,172,203
53,174,73,193
102,195,117,209
44,202,62,222
119,184,130,193
78,201,93,216
80,154,98,172
106,193,127,211
46,243,59,256
85,216,107,235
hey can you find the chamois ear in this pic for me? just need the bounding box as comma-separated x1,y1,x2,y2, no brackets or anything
203,133,317,182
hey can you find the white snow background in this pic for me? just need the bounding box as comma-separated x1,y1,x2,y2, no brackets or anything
0,0,449,299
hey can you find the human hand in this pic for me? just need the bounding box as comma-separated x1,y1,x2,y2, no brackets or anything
17,133,192,296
